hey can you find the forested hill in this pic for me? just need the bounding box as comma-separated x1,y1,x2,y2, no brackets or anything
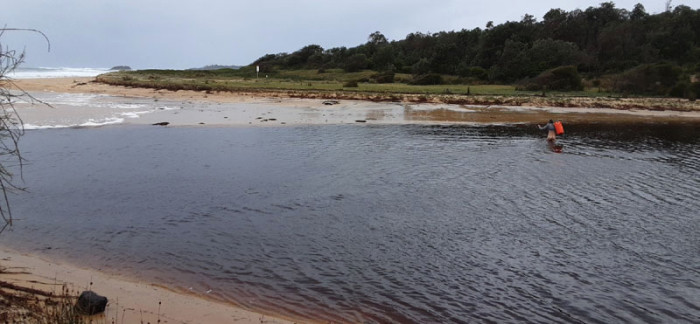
252,2,700,97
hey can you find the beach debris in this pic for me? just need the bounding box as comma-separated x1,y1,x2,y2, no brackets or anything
75,290,108,315
355,119,367,123
323,100,339,105
152,122,170,126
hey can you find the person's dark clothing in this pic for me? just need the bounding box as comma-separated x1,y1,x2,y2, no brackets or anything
539,122,555,131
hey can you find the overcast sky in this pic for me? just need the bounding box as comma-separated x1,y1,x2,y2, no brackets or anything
1,0,697,69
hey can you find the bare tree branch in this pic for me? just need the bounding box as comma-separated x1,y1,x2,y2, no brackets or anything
0,27,51,52
0,28,51,231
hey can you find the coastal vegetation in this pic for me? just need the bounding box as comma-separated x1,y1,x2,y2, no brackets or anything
0,280,87,324
249,2,699,98
99,2,700,105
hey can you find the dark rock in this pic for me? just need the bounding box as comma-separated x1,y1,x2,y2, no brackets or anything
355,120,367,123
152,122,169,126
323,100,339,105
75,290,108,315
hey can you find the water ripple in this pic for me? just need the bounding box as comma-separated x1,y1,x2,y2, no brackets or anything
3,123,699,323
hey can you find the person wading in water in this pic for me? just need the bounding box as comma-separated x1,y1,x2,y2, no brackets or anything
538,119,557,141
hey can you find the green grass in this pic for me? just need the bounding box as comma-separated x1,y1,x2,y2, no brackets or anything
96,68,623,98
93,69,700,111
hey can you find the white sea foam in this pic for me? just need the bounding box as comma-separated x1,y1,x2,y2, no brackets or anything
51,93,105,106
8,67,111,79
108,103,150,109
24,117,125,130
120,111,151,119
39,93,150,110
24,124,71,130
17,92,180,128
79,118,124,127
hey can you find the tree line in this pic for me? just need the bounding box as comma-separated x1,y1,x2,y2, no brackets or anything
252,2,700,97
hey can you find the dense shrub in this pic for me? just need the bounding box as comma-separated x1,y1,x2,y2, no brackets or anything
671,80,700,99
344,54,369,72
409,73,443,85
689,82,700,101
343,80,359,87
371,71,395,83
518,65,583,91
613,63,682,95
456,64,487,80
411,58,431,76
669,82,689,98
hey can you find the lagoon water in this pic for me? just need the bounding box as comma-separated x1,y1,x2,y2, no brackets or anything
2,123,699,323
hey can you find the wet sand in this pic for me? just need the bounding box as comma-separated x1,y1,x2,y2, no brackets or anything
0,248,295,324
9,77,700,128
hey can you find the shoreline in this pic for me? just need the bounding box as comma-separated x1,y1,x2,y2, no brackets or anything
8,77,700,129
0,247,297,324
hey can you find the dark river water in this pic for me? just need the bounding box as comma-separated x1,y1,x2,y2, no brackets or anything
1,123,699,323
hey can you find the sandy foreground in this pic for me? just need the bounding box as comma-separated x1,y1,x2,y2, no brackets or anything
1,77,699,323
0,248,295,324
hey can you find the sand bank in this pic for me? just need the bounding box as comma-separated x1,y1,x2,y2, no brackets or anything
8,77,700,128
0,248,296,323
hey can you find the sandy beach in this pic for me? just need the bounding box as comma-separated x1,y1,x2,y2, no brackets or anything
9,77,700,129
2,77,700,323
0,248,296,324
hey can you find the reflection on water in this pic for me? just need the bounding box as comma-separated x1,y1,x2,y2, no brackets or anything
547,141,564,153
2,123,699,323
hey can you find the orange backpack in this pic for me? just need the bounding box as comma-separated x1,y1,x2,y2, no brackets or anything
554,121,564,135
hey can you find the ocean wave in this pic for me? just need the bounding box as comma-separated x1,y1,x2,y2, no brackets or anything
8,67,111,79
37,93,150,110
24,117,124,129
79,117,124,127
120,111,151,119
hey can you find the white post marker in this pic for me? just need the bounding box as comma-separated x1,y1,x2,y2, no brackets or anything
256,65,260,78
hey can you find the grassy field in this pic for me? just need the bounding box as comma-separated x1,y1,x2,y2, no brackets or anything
94,68,699,111
97,68,617,97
